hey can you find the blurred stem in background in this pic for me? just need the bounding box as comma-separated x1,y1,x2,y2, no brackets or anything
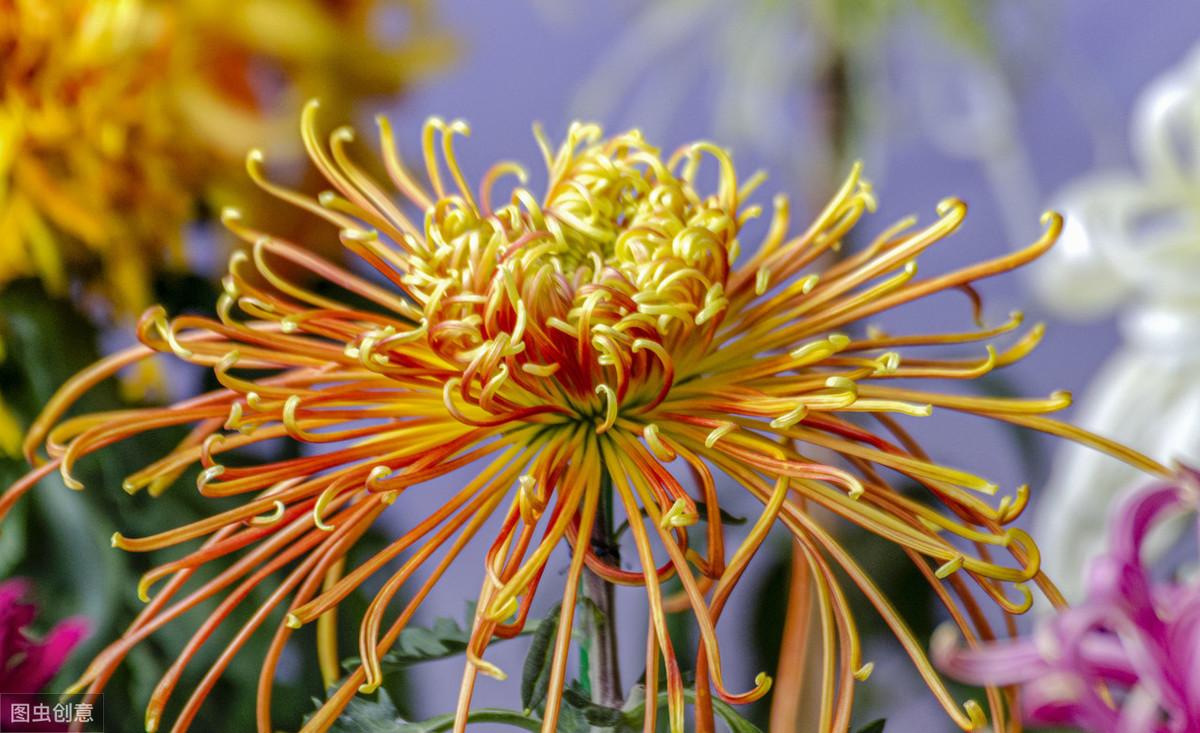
569,0,1031,211
768,539,815,731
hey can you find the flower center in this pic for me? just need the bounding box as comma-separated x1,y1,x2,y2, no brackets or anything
408,126,742,425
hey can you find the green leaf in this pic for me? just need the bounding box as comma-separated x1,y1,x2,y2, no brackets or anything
854,719,887,733
707,696,763,733
376,615,472,670
324,696,544,733
620,686,764,733
373,607,552,673
0,482,27,577
694,501,748,526
394,710,544,732
521,601,563,713
0,280,329,729
329,690,405,733
561,687,624,727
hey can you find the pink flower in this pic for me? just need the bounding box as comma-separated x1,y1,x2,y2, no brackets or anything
0,579,88,694
935,468,1200,732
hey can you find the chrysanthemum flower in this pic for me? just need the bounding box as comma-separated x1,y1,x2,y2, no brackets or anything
0,0,450,316
2,104,1168,732
0,0,192,315
936,467,1200,732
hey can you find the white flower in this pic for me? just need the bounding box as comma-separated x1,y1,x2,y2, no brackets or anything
1033,43,1200,601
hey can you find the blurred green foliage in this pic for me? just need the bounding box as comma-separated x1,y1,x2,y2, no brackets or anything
0,278,333,731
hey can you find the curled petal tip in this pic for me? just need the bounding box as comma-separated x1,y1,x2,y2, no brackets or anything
660,498,698,529
313,489,337,532
854,661,875,681
469,655,508,681
594,384,617,434
753,671,773,696
963,700,987,730
935,196,965,217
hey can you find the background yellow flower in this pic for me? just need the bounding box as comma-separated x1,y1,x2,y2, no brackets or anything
0,0,452,317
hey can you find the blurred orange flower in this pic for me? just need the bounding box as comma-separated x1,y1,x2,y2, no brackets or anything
0,0,451,316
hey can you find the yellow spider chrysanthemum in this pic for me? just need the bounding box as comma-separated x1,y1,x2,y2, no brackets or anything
0,0,450,316
2,106,1167,732
0,0,191,314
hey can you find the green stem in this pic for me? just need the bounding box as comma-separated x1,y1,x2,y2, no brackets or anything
583,473,622,712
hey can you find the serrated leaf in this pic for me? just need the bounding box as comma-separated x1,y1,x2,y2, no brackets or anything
328,689,404,733
521,601,563,712
854,720,887,733
372,609,548,673
375,615,471,669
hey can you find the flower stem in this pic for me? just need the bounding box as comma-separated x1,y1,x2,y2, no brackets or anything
583,474,622,710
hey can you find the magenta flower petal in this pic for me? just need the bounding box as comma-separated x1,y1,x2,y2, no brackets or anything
931,629,1050,686
936,472,1200,732
0,579,89,694
6,616,90,694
